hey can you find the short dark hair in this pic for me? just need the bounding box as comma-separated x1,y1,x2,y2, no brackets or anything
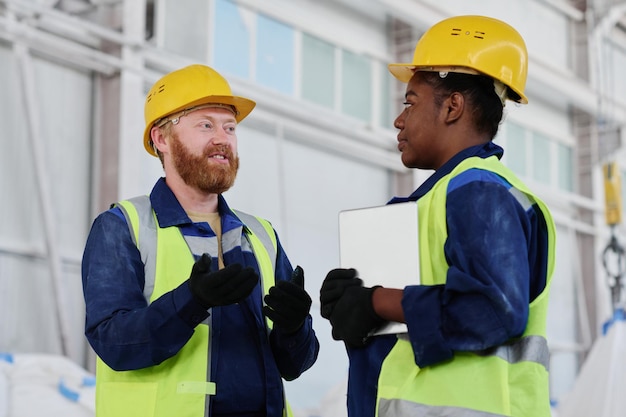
420,71,504,139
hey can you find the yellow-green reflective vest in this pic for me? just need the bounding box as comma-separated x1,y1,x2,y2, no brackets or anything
94,196,293,417
377,156,556,417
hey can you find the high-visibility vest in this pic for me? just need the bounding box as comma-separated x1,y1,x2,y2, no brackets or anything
377,156,556,417
94,195,293,417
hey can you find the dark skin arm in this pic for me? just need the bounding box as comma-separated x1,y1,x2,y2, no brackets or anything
372,287,405,323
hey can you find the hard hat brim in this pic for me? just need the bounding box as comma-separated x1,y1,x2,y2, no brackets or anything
387,64,415,84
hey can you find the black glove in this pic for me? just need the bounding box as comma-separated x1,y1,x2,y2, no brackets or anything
188,253,259,309
263,266,312,334
319,268,363,319
329,284,386,348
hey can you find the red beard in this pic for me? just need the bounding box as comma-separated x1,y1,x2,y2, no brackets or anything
170,133,239,194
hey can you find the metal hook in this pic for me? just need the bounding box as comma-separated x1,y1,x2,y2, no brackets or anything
602,229,625,309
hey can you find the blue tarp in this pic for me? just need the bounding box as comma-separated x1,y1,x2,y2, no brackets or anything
0,353,94,417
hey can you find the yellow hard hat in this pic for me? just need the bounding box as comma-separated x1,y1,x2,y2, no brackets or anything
388,15,528,104
143,64,256,156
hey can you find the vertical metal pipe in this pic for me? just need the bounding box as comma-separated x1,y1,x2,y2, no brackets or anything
13,43,72,357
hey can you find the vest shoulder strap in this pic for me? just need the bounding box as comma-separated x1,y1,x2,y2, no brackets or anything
234,210,278,330
234,209,278,264
116,195,157,301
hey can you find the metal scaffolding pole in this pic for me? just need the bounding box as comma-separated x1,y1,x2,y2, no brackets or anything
13,43,73,357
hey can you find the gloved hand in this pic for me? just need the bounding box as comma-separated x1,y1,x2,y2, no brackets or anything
329,284,386,348
319,268,363,319
188,253,259,309
263,266,312,334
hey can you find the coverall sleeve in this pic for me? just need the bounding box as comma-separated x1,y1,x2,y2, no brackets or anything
402,171,538,367
81,210,210,371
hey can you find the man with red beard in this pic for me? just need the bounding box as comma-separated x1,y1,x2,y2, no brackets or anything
81,64,319,417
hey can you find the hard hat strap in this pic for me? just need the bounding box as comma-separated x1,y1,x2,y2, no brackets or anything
493,80,507,107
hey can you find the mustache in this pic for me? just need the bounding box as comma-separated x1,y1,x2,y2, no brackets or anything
202,144,235,160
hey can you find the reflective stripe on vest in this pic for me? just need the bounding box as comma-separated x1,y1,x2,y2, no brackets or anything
377,156,556,417
234,209,278,330
476,334,549,370
379,399,509,417
94,196,292,417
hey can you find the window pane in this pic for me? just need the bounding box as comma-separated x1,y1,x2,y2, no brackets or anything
379,61,393,128
162,0,208,61
558,143,574,192
213,0,251,79
532,132,551,184
301,33,335,108
341,50,371,121
256,15,294,95
504,123,526,176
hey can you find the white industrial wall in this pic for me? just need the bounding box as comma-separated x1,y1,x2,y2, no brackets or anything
0,45,93,363
2,0,626,414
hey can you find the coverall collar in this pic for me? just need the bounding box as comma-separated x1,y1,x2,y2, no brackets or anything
388,141,504,203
